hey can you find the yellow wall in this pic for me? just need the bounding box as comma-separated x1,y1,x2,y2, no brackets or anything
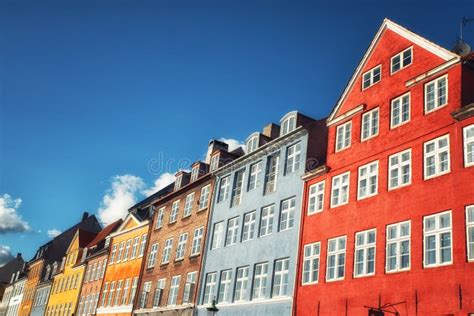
45,234,86,316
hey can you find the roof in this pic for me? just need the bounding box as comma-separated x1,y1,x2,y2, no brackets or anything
327,18,460,123
0,254,24,284
128,183,174,213
86,219,122,248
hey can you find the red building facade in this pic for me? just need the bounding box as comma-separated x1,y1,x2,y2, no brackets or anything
295,19,474,315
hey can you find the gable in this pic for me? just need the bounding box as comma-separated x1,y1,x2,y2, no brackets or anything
66,230,80,254
116,213,141,233
327,18,459,124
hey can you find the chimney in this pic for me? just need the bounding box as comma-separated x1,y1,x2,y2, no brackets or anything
17,253,21,259
262,123,280,139
82,212,89,221
205,140,229,163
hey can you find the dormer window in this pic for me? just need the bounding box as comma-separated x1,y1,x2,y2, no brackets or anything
281,113,297,136
210,154,220,172
174,174,182,191
391,47,412,74
191,165,200,182
362,65,381,90
246,134,259,154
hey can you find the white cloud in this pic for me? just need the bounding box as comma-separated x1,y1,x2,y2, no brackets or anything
98,175,145,225
142,173,175,197
0,194,30,234
47,229,62,238
219,138,246,153
0,245,13,267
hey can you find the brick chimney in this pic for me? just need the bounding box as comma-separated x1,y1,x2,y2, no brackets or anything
262,123,280,139
205,140,229,163
82,212,89,221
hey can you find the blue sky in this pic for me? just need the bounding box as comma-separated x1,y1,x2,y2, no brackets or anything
0,0,473,264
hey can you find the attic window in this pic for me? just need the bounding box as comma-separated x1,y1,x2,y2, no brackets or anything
391,47,412,74
174,175,182,191
210,154,220,172
191,165,200,182
362,65,381,90
246,135,259,154
281,114,297,136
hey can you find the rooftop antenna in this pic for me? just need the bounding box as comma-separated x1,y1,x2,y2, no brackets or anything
454,17,474,56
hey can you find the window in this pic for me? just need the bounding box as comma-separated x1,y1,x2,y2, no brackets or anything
123,239,131,261
225,217,239,246
424,135,450,179
285,142,301,174
357,161,378,200
175,233,188,260
199,185,211,210
424,211,452,267
231,170,245,207
107,282,115,306
246,135,259,153
264,154,279,194
362,65,381,89
234,266,249,302
203,273,217,305
248,161,262,191
101,259,107,278
259,205,274,237
391,47,412,74
464,125,474,167
335,121,352,152
122,279,130,305
139,234,147,257
218,270,232,303
130,277,139,305
109,245,117,264
331,172,350,207
272,258,289,297
302,242,320,285
387,149,411,190
155,207,165,229
191,165,200,182
167,276,181,306
242,211,256,242
210,154,220,172
466,206,474,261
115,280,123,306
211,222,225,249
131,237,139,258
183,272,196,303
140,281,151,308
191,227,204,256
170,200,180,223
279,197,295,231
425,75,448,113
252,262,268,300
326,236,346,281
354,229,376,277
391,93,410,128
281,114,297,136
147,243,158,268
217,176,231,203
386,221,411,273
153,278,165,307
361,108,379,141
183,193,194,217
308,181,324,214
162,238,173,264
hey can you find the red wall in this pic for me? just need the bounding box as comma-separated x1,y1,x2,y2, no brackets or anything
296,27,474,316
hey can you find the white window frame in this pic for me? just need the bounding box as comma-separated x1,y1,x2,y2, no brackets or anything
117,241,125,262
161,238,173,264
231,170,245,207
252,262,268,300
191,227,204,256
242,211,256,242
147,243,158,268
424,75,448,113
155,207,165,229
272,258,289,297
302,242,320,285
386,221,411,273
199,185,211,210
463,125,474,167
217,270,232,303
203,273,217,305
390,47,412,74
234,266,249,302
388,149,412,190
281,114,297,136
183,272,196,304
175,233,188,261
424,134,451,179
169,200,180,223
390,92,411,128
218,176,231,203
279,197,295,231
259,205,274,237
423,210,453,268
331,172,350,208
167,275,181,306
191,165,200,182
326,236,346,282
308,181,324,215
246,135,259,153
357,161,378,200
211,222,225,249
210,154,219,172
123,239,131,261
131,237,139,258
361,108,379,141
183,193,194,218
285,142,301,174
353,229,376,278
264,154,279,195
225,217,239,246
335,121,352,152
362,65,381,90
466,205,474,262
139,234,147,257
247,161,262,191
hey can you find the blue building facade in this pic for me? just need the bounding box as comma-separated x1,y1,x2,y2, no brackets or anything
29,282,51,316
196,111,327,316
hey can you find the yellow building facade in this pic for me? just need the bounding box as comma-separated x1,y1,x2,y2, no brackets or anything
46,229,96,316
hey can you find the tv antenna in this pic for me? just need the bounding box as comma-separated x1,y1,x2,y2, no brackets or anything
454,17,474,56
460,17,474,42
